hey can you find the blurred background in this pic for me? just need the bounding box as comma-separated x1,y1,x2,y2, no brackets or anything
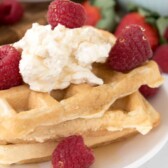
0,0,168,50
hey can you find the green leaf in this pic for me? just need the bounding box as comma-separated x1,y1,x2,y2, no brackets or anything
127,2,138,12
90,0,116,31
90,0,115,8
145,17,157,27
156,17,168,36
138,8,159,18
96,9,117,31
156,17,168,43
138,8,152,17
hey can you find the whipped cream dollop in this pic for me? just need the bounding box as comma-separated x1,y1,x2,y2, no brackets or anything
14,23,113,92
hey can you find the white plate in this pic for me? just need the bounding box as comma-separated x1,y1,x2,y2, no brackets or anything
5,75,168,168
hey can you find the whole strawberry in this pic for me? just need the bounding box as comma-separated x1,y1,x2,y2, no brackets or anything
47,0,86,29
115,12,159,50
0,0,24,25
107,25,153,72
0,45,22,90
52,135,95,168
83,1,101,26
153,44,168,73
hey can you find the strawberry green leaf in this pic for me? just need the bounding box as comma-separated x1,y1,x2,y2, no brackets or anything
90,0,115,8
126,2,138,12
156,17,168,43
90,0,117,31
145,17,157,27
138,8,159,18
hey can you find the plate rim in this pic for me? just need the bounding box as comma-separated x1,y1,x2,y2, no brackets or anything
125,74,168,168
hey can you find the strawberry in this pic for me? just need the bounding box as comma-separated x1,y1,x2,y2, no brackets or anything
107,25,152,72
164,27,168,41
115,12,159,50
153,44,168,73
83,1,101,26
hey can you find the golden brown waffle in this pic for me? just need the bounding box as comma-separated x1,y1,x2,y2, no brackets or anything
0,11,164,166
0,91,160,164
0,60,163,145
0,26,163,164
0,60,163,164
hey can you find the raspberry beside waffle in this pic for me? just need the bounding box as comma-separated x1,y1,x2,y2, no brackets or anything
0,46,163,164
0,0,164,166
0,27,164,165
0,91,161,164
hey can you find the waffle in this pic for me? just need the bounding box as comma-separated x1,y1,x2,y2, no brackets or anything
0,91,160,164
0,60,163,164
0,27,164,165
0,60,163,145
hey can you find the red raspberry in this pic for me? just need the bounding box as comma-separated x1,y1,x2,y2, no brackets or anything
107,25,153,72
0,0,24,25
139,85,159,98
115,13,159,50
47,0,86,29
0,45,22,90
52,135,95,168
153,44,168,73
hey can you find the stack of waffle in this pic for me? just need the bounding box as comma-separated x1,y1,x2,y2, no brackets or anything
0,31,163,165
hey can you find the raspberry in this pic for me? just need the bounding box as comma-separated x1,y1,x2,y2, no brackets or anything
47,0,86,29
107,25,153,72
0,0,24,25
153,44,168,73
52,135,95,168
115,13,159,50
139,85,159,98
0,45,22,90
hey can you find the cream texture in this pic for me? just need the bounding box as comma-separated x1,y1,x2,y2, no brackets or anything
14,23,112,92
